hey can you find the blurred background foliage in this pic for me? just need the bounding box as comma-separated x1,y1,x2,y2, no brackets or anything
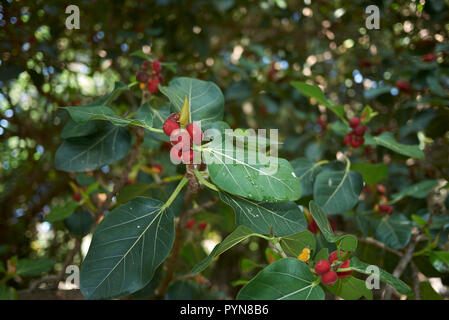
1,0,449,299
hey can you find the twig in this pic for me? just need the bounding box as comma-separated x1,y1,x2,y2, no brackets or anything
411,262,421,300
356,236,403,257
185,198,219,218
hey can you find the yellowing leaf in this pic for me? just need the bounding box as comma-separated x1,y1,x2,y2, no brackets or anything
179,95,190,126
297,247,311,262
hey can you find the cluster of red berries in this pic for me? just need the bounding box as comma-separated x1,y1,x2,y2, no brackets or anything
136,60,163,94
344,117,367,148
187,218,207,231
315,250,352,286
163,114,203,164
396,80,411,93
379,203,394,215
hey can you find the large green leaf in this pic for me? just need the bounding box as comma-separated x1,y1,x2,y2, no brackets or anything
80,197,175,300
309,201,358,251
16,258,54,277
61,119,103,139
159,77,224,127
192,226,256,274
291,81,346,123
372,132,424,159
313,170,363,215
280,230,316,257
45,201,79,222
204,143,302,202
351,162,388,187
349,257,411,295
219,192,307,236
430,251,449,273
237,258,324,300
290,158,322,197
63,103,153,130
327,276,373,300
64,209,94,238
373,214,412,249
55,123,132,172
392,180,439,202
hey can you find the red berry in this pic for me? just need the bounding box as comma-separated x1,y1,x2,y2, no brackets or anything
170,147,183,163
337,259,352,279
379,204,393,214
168,113,180,121
136,71,149,83
187,218,196,229
142,61,151,70
349,117,361,128
152,60,161,73
315,260,331,275
350,136,365,148
170,129,192,148
375,184,386,195
329,250,344,264
152,164,163,175
353,125,367,137
163,118,180,136
72,193,81,202
422,53,436,62
307,220,318,234
321,270,338,286
396,80,411,93
181,150,194,164
147,77,160,93
198,222,208,231
186,123,203,145
343,133,352,146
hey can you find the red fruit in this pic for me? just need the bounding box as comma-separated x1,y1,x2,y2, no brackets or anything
198,222,208,231
307,220,318,234
136,71,149,83
343,133,352,146
168,113,180,121
147,77,160,93
329,250,344,264
364,185,372,193
337,259,352,278
379,204,393,214
170,129,192,148
315,260,331,275
142,61,151,70
152,164,163,175
187,218,196,229
72,193,81,202
376,184,386,195
396,80,411,93
350,136,365,148
422,53,436,62
152,60,162,73
321,270,338,286
186,123,203,145
163,118,180,136
353,125,367,137
349,117,361,128
181,150,194,164
170,147,183,163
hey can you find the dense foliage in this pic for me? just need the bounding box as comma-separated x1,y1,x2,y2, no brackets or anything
1,0,449,300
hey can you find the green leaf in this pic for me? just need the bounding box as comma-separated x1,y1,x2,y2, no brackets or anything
351,162,388,187
280,230,316,257
64,104,153,130
327,276,373,300
313,169,363,215
430,250,449,273
45,201,79,222
309,201,358,251
64,210,94,238
219,192,307,237
392,180,439,202
0,285,17,300
80,197,175,300
373,215,413,249
349,257,411,295
16,258,54,277
61,119,102,139
159,77,224,127
290,158,322,197
237,258,324,300
291,81,346,123
314,248,329,262
204,143,302,202
55,123,132,172
372,132,424,159
192,226,256,274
